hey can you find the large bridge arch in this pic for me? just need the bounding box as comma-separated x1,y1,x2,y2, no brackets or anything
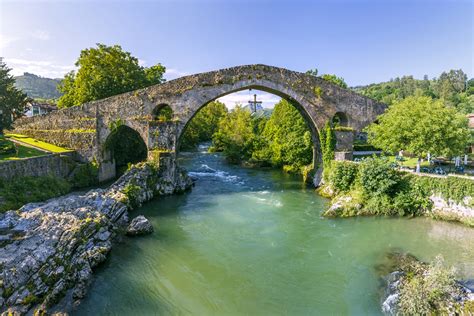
173,83,324,171
11,64,387,184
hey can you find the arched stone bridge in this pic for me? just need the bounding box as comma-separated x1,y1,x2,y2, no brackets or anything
12,64,386,184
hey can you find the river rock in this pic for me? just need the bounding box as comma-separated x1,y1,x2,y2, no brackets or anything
126,215,154,236
0,159,192,314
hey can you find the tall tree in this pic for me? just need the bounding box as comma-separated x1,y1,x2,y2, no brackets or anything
366,96,470,171
57,44,165,108
212,105,258,163
253,99,312,170
0,58,28,133
180,101,228,149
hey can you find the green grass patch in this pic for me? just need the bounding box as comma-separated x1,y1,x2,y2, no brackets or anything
5,133,73,153
0,136,48,161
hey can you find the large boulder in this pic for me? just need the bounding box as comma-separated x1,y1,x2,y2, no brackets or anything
126,215,154,236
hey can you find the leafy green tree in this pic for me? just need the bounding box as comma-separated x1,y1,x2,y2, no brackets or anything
0,58,28,132
212,105,258,163
253,99,312,170
57,44,165,108
180,101,228,149
366,96,470,171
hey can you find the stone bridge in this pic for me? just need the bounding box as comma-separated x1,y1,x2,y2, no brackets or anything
12,64,386,184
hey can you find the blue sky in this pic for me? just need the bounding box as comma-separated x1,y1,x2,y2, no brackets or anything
0,0,472,107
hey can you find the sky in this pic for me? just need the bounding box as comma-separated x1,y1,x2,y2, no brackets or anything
0,0,473,108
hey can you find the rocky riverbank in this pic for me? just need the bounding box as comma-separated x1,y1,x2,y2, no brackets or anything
0,157,192,315
378,252,474,315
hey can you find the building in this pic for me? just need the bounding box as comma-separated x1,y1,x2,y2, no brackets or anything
25,101,58,117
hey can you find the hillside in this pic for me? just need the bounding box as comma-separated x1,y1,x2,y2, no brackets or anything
14,72,62,99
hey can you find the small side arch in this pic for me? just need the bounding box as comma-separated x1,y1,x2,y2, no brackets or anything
153,103,174,122
332,112,349,127
104,125,148,173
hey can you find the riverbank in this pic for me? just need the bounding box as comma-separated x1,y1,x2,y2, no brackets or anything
0,156,192,314
320,158,474,227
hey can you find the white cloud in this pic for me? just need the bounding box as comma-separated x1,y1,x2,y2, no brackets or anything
138,59,147,67
31,30,50,41
218,90,281,109
4,58,74,78
0,34,20,51
165,68,189,80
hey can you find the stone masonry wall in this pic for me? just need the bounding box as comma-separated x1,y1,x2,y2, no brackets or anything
0,154,76,181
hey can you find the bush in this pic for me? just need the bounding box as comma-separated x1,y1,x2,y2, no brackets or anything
70,162,99,188
398,256,459,315
359,157,401,197
0,137,16,155
329,161,359,193
0,176,71,212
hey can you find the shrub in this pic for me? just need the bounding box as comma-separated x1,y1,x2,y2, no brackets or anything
122,183,141,209
70,162,99,188
329,161,359,193
398,256,458,315
0,176,71,212
359,157,401,197
0,137,16,155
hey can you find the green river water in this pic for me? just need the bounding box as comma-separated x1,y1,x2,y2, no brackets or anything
75,149,474,315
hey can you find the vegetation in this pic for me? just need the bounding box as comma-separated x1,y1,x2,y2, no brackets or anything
0,58,28,132
14,72,62,99
366,96,470,171
319,122,336,179
212,105,259,164
323,157,474,225
305,68,348,88
393,254,469,315
211,99,313,175
70,162,99,188
0,176,71,212
180,101,227,149
354,69,474,114
58,44,166,108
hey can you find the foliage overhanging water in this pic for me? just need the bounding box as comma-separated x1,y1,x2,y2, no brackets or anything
75,148,474,315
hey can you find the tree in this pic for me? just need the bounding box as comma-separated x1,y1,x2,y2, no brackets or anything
366,96,470,171
57,44,165,108
212,105,258,163
0,58,28,133
180,101,228,149
254,99,312,170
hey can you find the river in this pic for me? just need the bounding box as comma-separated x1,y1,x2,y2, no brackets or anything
75,148,474,315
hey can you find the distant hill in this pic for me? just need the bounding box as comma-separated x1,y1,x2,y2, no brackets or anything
242,103,273,118
14,73,62,100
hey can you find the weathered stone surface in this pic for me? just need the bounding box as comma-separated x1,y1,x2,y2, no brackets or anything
0,156,192,315
0,154,76,181
126,215,153,236
12,65,387,183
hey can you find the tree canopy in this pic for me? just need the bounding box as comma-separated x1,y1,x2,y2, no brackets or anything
366,96,470,159
0,58,28,132
57,44,166,108
354,69,473,115
180,101,228,149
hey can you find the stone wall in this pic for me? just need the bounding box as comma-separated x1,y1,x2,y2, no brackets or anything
0,154,76,181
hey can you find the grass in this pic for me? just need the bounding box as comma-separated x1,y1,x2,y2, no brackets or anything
0,145,47,161
5,133,73,154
